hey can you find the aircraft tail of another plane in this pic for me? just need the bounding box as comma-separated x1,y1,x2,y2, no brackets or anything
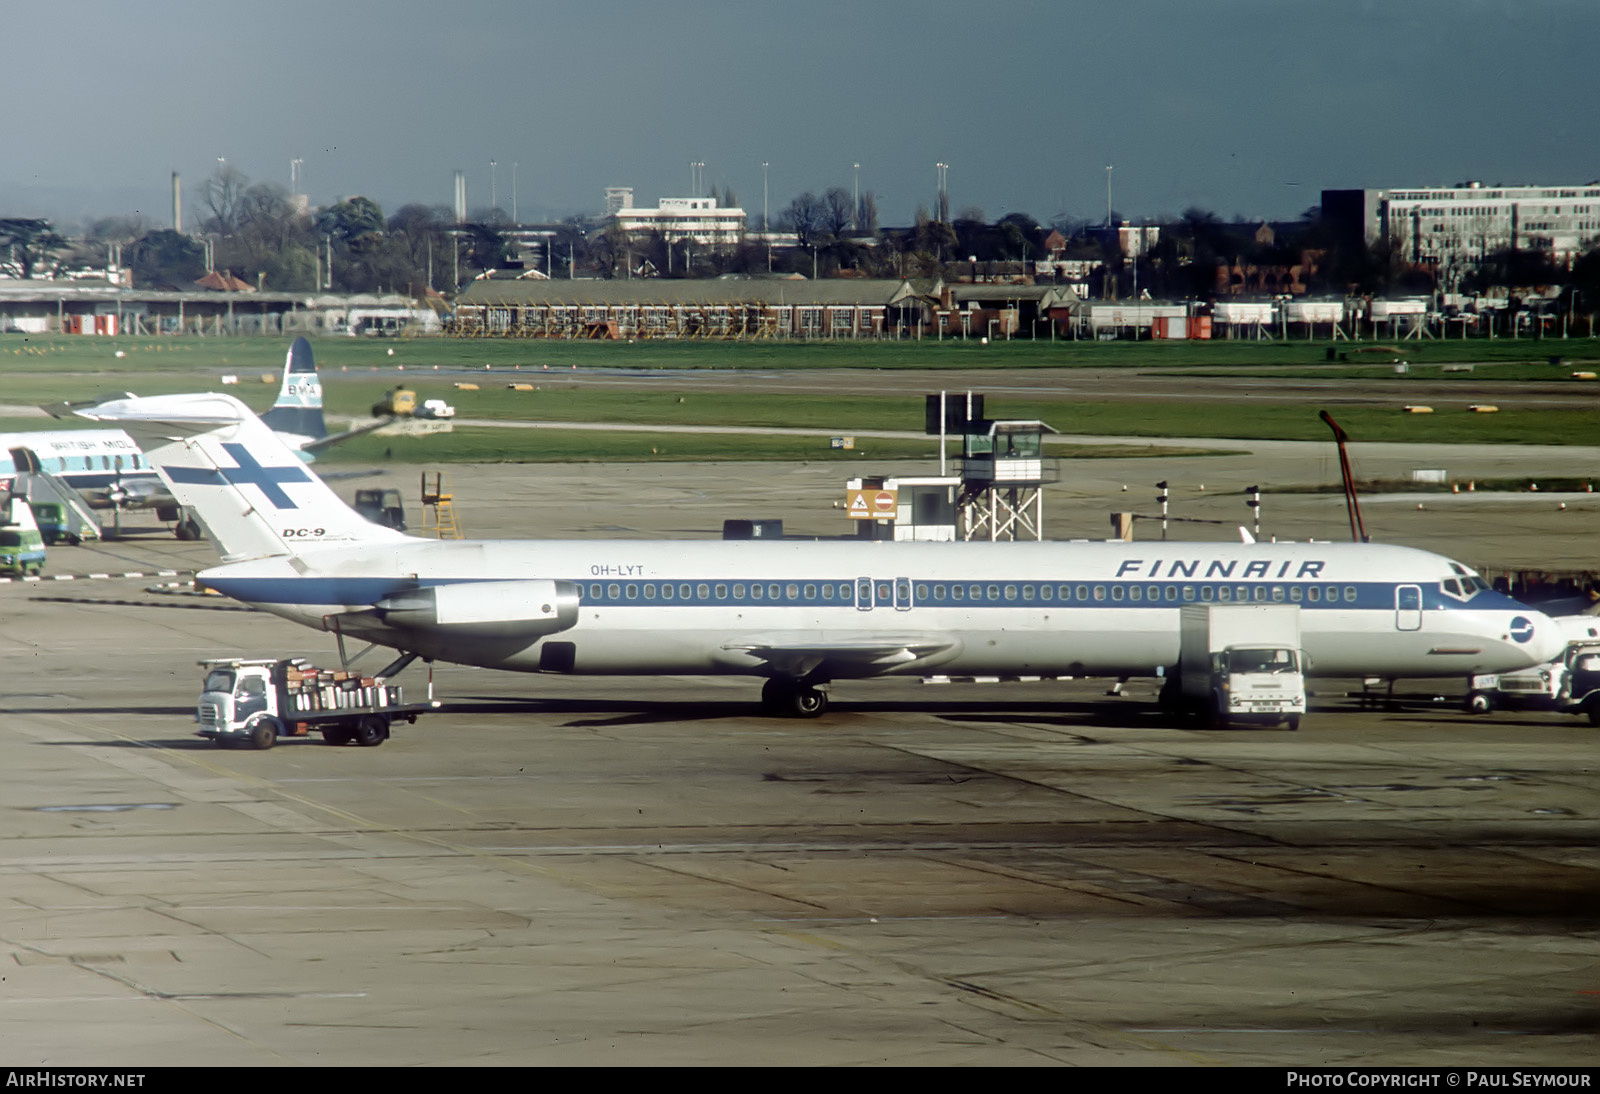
76,392,407,561
260,336,328,445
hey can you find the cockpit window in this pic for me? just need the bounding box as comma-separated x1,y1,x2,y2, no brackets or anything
1440,574,1489,601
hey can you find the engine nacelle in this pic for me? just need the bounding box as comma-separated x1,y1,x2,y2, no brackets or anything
375,579,579,641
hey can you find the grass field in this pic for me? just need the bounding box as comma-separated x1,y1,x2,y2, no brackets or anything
2,331,1597,377
2,333,1596,459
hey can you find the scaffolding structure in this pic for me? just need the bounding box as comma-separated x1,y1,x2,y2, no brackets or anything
955,420,1060,541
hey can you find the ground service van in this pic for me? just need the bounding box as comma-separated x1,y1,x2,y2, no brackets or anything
1178,604,1307,729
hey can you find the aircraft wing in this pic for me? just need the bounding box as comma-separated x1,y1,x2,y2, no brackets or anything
722,634,961,679
298,417,393,456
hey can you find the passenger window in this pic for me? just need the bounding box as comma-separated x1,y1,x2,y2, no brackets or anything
804,584,817,599
662,584,675,600
1307,586,1320,602
1200,585,1213,601
608,583,621,599
732,583,744,599
1344,586,1357,603
644,584,656,599
589,583,602,599
1252,586,1266,602
1076,585,1089,601
1288,586,1301,602
1127,585,1140,601
715,584,727,599
916,583,929,599
625,584,637,599
1003,585,1017,600
1022,585,1035,601
750,584,763,600
1093,585,1106,601
1218,586,1231,601
951,584,965,601
679,584,693,599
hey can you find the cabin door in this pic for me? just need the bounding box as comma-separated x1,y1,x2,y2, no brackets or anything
856,577,874,611
1395,584,1422,631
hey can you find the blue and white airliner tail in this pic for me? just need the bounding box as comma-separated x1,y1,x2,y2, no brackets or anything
78,391,1565,716
260,336,327,450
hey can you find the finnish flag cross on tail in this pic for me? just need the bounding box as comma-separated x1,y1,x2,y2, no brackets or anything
76,392,406,562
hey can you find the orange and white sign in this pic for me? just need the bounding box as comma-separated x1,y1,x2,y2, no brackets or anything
846,488,898,520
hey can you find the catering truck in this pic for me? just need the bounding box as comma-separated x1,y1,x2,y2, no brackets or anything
1178,604,1307,729
195,657,434,750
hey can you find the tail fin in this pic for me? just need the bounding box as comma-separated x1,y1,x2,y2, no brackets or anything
76,392,406,561
260,336,327,447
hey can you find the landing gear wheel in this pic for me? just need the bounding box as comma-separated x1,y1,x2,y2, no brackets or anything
175,517,202,541
760,679,829,718
352,714,389,747
1466,691,1493,715
791,687,829,718
760,678,789,711
247,717,280,751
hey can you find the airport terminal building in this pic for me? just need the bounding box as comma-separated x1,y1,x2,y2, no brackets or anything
1323,182,1600,271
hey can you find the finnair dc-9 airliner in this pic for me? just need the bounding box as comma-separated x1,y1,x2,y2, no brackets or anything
78,391,1562,717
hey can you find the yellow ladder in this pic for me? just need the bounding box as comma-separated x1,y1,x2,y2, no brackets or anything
420,472,463,539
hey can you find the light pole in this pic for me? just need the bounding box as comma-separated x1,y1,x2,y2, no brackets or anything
512,161,518,224
852,162,860,230
1105,164,1113,228
489,159,498,213
935,162,948,222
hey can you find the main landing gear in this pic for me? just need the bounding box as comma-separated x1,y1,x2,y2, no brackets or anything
761,678,830,718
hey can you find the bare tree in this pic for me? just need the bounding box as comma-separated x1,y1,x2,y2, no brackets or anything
855,190,878,234
823,187,854,238
782,192,825,246
202,164,248,236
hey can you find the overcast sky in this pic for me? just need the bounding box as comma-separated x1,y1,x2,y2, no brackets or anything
6,0,1596,232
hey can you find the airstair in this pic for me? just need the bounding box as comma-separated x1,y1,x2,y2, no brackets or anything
420,472,463,539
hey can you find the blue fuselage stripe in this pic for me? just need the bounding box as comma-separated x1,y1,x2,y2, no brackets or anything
200,575,1521,615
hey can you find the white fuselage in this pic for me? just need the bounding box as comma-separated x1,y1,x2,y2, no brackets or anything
196,536,1563,681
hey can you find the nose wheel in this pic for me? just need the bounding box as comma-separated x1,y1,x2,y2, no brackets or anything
761,678,830,718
